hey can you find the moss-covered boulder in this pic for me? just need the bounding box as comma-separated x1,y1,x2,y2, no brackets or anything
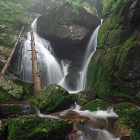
0,75,33,100
37,2,100,45
75,87,97,105
114,103,140,140
82,99,107,111
0,104,36,119
7,116,73,140
30,84,71,113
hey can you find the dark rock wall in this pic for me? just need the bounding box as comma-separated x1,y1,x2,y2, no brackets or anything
37,2,101,60
87,0,140,98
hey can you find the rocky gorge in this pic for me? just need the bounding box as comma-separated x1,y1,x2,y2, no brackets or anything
0,0,140,140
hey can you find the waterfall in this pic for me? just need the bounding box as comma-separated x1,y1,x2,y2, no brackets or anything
76,23,102,91
20,18,63,85
20,18,102,92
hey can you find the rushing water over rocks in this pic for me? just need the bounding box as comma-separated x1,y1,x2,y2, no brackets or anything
35,103,120,140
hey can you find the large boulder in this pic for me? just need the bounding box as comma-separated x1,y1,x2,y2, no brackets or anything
37,2,100,45
7,116,73,140
30,84,71,113
0,104,36,119
75,87,97,105
0,75,33,100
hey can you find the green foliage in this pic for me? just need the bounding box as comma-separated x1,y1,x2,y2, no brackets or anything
0,0,36,47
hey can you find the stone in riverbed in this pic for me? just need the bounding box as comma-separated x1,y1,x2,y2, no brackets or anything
75,87,97,105
30,84,71,113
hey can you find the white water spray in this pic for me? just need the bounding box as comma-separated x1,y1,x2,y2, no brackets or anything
20,18,63,85
59,103,120,140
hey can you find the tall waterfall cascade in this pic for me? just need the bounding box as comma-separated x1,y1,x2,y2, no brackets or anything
20,18,63,85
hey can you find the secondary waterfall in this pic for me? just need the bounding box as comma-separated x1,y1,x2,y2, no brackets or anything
20,18,63,85
76,24,101,91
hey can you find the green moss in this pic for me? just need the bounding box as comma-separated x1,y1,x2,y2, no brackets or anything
115,103,140,140
7,116,73,140
0,91,14,101
113,91,132,98
87,56,102,88
83,99,107,111
76,87,97,105
30,84,71,113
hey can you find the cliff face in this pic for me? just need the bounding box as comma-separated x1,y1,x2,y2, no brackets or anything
87,0,140,99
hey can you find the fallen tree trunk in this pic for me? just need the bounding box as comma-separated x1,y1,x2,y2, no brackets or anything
1,27,24,75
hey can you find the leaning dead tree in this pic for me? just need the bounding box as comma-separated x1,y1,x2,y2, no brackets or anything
1,26,24,75
30,27,42,93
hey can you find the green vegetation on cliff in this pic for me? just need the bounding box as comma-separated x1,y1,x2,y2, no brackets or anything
0,0,39,47
88,0,140,99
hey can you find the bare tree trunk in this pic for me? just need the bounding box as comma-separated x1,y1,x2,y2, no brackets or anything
1,26,24,75
30,27,42,94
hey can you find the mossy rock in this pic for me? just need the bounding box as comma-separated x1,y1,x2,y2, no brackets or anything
117,78,140,96
0,75,24,99
0,75,33,100
0,91,14,101
30,84,71,113
87,51,102,88
114,103,140,140
0,104,36,119
118,45,140,81
7,116,73,140
75,87,97,105
82,99,107,111
37,2,101,45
